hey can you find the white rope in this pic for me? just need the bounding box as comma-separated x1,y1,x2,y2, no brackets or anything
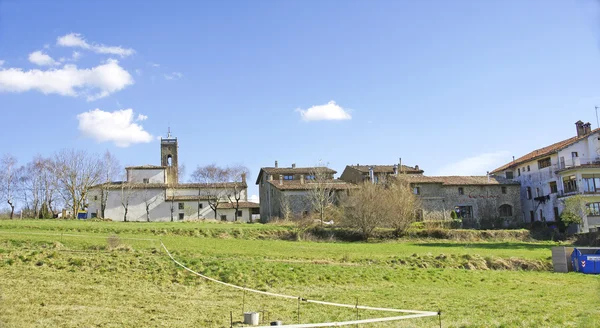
160,241,439,327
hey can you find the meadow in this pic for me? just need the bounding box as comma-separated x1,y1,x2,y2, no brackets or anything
0,220,599,327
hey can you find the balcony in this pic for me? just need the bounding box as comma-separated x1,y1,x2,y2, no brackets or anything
555,157,600,172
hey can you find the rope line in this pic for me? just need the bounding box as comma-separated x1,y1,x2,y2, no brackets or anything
160,241,438,327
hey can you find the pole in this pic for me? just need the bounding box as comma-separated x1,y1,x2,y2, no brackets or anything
230,311,233,328
596,106,599,129
355,298,359,327
438,310,442,328
297,297,301,324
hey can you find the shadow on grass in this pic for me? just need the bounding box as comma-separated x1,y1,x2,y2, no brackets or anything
412,242,557,250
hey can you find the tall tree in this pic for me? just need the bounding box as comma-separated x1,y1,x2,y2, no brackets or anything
120,181,135,222
307,166,336,225
0,154,19,219
226,165,249,222
53,149,102,218
190,164,247,220
99,150,121,218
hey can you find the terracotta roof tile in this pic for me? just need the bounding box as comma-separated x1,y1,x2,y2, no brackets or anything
267,180,358,191
217,202,260,209
349,165,423,174
255,166,336,184
395,175,519,185
490,129,600,174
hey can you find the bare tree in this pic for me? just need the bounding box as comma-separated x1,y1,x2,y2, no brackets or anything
226,165,249,222
341,182,384,239
280,194,293,221
307,166,336,225
120,181,135,222
98,150,121,218
142,188,160,222
191,164,232,220
53,149,102,218
385,180,420,234
0,154,20,219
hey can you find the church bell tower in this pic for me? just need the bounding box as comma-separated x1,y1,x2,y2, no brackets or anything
161,128,178,184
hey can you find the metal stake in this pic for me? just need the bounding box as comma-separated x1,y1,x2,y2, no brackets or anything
356,298,359,327
438,310,442,328
297,297,301,324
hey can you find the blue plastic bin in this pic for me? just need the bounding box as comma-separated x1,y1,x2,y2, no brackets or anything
571,248,600,274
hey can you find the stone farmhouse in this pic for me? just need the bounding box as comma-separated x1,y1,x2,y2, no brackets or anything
256,161,356,222
87,133,259,222
491,120,600,232
394,175,521,225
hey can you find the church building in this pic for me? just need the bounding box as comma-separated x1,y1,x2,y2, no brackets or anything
87,132,259,222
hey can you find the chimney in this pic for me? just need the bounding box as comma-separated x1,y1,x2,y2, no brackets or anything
300,174,305,184
241,173,246,184
415,165,419,171
279,175,283,185
275,160,278,168
399,158,402,174
487,171,490,183
369,166,375,184
268,174,273,181
292,163,296,169
584,122,592,135
393,164,398,175
576,120,585,137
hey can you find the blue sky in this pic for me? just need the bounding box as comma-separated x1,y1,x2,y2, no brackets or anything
2,0,600,200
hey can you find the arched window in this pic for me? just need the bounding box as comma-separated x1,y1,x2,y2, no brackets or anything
167,155,172,167
499,204,513,217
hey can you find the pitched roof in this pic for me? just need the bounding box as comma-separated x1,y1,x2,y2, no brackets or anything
175,182,247,189
217,201,260,209
394,175,519,186
490,129,600,174
90,182,167,189
91,182,246,190
267,179,358,191
255,166,336,184
125,165,166,170
347,165,423,174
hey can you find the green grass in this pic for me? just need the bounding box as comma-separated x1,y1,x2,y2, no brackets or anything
1,220,599,327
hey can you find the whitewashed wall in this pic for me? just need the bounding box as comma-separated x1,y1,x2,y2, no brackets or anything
127,169,166,184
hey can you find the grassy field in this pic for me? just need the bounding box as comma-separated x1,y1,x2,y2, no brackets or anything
1,220,599,327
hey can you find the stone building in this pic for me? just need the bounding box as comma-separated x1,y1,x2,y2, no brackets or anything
339,160,423,184
491,120,600,232
395,175,522,226
256,161,356,222
87,132,259,222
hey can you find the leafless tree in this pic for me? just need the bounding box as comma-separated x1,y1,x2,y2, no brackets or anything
142,188,160,222
98,151,121,218
0,154,19,219
385,180,421,234
190,163,248,221
280,194,293,221
307,166,336,225
53,149,102,218
120,180,135,222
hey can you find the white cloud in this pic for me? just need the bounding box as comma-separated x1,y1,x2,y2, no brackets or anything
296,100,352,122
77,108,154,147
56,33,135,57
149,62,160,68
164,72,182,80
28,51,58,66
0,59,134,101
0,60,4,66
137,114,148,121
72,51,81,61
249,194,260,203
434,151,511,176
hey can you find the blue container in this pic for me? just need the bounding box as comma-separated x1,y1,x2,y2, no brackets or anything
571,248,600,274
77,211,88,219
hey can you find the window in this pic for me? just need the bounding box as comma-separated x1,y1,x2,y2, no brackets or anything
518,168,521,176
498,204,513,217
220,215,227,221
143,178,149,184
536,187,540,197
501,186,507,194
178,213,184,220
198,203,203,209
458,187,464,195
529,211,534,223
554,207,560,221
582,175,600,193
167,155,172,167
283,175,293,180
305,175,315,180
93,195,98,201
538,158,551,169
549,181,558,194
237,210,243,217
526,187,532,199
527,165,530,172
91,212,98,219
572,152,578,158
587,202,600,216
178,203,184,210
505,171,514,179
413,187,420,195
563,175,578,193
455,206,473,219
